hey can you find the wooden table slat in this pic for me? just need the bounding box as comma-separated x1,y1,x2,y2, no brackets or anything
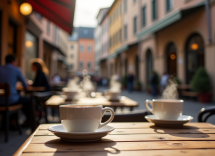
24,141,215,152
30,133,215,144
21,149,215,156
35,128,215,136
38,123,215,130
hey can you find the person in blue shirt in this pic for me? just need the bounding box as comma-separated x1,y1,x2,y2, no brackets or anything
0,54,30,122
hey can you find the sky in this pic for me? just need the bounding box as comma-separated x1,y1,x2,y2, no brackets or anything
74,0,114,28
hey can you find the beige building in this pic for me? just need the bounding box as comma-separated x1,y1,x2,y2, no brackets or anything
96,0,215,99
136,0,215,99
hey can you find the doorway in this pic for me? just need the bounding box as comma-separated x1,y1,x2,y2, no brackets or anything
8,21,17,55
185,33,204,83
146,49,153,84
125,58,128,76
166,43,177,76
135,55,139,80
0,11,2,65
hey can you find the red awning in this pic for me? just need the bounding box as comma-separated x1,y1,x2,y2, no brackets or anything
28,0,76,33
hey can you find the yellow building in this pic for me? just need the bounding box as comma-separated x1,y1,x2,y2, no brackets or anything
107,0,122,75
109,0,122,54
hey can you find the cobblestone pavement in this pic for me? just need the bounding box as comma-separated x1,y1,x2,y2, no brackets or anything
0,87,214,155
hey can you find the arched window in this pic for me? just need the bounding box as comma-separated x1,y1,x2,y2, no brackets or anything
166,42,177,76
186,34,204,83
146,49,153,84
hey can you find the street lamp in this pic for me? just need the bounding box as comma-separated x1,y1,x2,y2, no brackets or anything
20,3,32,16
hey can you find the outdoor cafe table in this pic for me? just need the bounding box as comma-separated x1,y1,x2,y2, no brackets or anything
45,94,138,111
14,122,215,156
17,86,46,131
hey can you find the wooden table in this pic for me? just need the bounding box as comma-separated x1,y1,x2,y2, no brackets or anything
14,122,215,156
16,86,45,92
45,95,138,111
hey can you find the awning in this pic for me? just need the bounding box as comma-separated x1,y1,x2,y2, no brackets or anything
108,45,128,60
28,0,76,34
44,40,66,56
137,2,204,39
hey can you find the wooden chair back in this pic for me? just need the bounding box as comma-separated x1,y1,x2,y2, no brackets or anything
102,109,151,122
0,83,11,111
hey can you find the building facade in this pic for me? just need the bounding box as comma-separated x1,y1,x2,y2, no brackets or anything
77,27,95,76
0,0,73,83
67,28,79,73
95,8,109,77
96,0,215,100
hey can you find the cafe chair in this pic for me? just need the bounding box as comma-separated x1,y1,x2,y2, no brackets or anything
33,91,57,123
0,83,22,142
102,109,151,122
198,106,215,122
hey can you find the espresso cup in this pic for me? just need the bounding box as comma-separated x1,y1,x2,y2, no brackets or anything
59,105,114,132
145,99,183,120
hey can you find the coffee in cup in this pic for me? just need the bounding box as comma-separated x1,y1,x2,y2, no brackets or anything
59,105,114,132
145,99,183,120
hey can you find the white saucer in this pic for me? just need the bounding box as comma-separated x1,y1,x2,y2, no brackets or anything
48,125,114,142
145,115,193,127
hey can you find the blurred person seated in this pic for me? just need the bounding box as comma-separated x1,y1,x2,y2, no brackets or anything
0,54,31,125
31,58,51,92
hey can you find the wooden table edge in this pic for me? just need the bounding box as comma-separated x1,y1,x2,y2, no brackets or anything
13,125,40,156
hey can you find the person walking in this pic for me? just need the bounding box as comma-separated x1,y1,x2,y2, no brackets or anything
160,72,169,93
151,71,158,97
127,72,134,93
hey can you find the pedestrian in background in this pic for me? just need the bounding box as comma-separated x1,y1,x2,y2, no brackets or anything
160,72,169,93
151,71,158,97
127,72,134,93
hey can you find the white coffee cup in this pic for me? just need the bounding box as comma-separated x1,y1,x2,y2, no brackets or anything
108,92,121,100
63,88,78,99
145,99,183,120
59,105,114,132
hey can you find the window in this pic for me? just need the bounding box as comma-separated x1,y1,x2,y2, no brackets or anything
47,21,50,35
70,64,73,69
88,46,92,52
87,62,91,69
80,62,83,69
36,13,42,20
142,6,146,27
124,0,127,13
124,25,127,40
133,16,137,34
71,45,74,49
166,0,173,12
152,0,157,20
71,54,73,58
80,45,84,52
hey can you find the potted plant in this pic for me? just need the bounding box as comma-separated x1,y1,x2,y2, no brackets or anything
135,80,142,91
191,67,212,103
121,76,127,90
